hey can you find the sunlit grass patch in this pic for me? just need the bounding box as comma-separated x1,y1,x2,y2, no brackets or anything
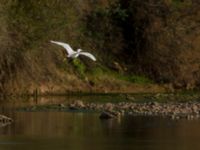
116,74,154,84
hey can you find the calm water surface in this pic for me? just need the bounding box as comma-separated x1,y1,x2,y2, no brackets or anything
0,96,200,150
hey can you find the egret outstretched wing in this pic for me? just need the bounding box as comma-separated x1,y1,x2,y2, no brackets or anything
79,52,96,61
50,41,74,55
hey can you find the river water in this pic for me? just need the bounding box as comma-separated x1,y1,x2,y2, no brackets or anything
1,96,200,150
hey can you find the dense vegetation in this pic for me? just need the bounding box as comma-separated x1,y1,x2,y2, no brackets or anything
1,0,200,95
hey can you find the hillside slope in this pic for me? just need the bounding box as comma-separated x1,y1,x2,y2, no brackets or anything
1,0,200,95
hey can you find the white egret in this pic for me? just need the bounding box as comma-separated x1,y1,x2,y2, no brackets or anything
50,41,96,61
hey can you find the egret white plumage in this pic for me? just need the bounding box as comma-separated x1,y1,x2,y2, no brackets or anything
50,41,96,61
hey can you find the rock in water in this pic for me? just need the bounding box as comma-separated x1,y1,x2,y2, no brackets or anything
104,103,114,111
69,100,85,110
99,111,120,119
0,115,13,127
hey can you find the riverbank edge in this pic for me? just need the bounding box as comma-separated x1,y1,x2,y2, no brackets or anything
1,83,173,98
20,99,200,121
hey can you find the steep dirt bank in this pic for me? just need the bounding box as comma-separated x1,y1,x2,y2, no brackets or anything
1,0,200,95
124,0,200,89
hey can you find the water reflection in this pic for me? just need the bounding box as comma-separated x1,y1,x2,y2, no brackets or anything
0,111,199,150
0,96,200,150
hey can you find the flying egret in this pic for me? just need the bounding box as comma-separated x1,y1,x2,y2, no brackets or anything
50,41,96,61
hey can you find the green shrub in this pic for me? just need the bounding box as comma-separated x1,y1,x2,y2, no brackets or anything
171,0,192,9
72,59,86,77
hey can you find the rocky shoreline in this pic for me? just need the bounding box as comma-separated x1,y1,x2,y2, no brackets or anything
67,100,200,120
23,99,200,120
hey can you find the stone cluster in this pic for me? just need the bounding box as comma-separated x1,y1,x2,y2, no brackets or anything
68,100,200,120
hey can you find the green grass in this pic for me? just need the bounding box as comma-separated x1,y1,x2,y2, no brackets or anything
89,66,109,76
117,74,154,84
88,66,154,84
